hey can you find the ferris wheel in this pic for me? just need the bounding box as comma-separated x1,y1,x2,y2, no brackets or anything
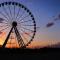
0,2,36,48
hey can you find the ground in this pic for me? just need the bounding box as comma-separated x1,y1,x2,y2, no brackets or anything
0,48,60,59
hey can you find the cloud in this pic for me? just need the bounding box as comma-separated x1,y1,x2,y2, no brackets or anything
54,18,58,21
54,14,60,21
0,18,4,23
46,22,54,28
0,31,2,34
46,13,60,28
58,14,60,19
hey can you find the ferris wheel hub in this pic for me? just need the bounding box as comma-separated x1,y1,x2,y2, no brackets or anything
12,21,17,27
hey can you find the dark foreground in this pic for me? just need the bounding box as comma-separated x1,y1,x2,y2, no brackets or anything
0,48,60,54
0,48,60,59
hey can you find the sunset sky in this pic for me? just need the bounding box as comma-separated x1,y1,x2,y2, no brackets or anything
0,0,60,48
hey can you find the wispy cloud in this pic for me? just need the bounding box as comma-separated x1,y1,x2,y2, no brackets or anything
46,22,54,28
46,13,60,28
54,14,60,21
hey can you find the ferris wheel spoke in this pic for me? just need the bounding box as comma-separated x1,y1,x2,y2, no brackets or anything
20,32,29,43
8,5,12,21
21,27,34,33
2,20,8,23
0,21,10,27
0,24,10,28
2,6,11,21
20,20,33,23
0,26,10,31
0,21,8,24
14,4,15,20
0,12,9,22
21,24,34,26
16,11,25,21
19,14,30,22
15,7,20,21
3,22,9,25
19,28,32,37
0,22,9,25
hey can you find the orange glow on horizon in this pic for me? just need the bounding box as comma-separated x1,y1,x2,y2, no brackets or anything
0,39,59,48
0,32,59,48
0,32,6,45
26,40,59,49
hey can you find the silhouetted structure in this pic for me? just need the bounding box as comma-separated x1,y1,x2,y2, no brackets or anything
0,2,36,48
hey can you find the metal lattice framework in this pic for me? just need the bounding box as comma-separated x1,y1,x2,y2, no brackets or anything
0,2,36,48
